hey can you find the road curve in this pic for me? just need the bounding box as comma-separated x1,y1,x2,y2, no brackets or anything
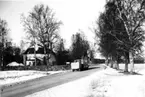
1,65,102,97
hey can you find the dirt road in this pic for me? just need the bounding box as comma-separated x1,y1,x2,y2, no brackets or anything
1,65,102,97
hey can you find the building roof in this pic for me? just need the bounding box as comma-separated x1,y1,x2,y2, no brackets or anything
23,48,35,54
36,48,45,54
23,47,55,55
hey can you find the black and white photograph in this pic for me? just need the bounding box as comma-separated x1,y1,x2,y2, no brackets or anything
0,0,145,97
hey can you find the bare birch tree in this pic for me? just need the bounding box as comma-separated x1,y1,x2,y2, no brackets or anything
21,4,62,66
95,0,145,72
114,0,145,73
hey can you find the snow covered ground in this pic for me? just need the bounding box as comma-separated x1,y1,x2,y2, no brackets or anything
0,70,66,86
25,69,105,97
25,63,145,97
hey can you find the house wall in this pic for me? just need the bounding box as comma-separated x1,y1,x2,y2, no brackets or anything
25,54,56,66
26,54,45,60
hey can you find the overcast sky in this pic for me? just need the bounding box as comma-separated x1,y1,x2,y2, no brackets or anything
0,0,106,49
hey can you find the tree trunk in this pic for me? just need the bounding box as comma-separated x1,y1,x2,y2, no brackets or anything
124,58,129,72
23,55,26,66
129,50,134,73
44,46,49,66
110,56,113,68
34,48,37,66
1,45,4,70
114,55,119,70
114,60,119,70
116,62,119,70
105,57,109,66
124,52,129,72
34,38,37,66
0,55,2,71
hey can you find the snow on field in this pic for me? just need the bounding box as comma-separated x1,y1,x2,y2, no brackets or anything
119,63,145,72
108,64,145,97
0,70,66,86
25,63,145,97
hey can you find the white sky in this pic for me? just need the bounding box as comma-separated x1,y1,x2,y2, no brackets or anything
0,0,106,49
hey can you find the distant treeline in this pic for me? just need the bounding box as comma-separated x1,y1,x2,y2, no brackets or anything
92,59,105,64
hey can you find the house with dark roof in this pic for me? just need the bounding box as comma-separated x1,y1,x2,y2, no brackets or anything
23,47,57,66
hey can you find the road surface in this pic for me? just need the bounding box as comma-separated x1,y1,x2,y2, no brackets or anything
1,64,102,97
